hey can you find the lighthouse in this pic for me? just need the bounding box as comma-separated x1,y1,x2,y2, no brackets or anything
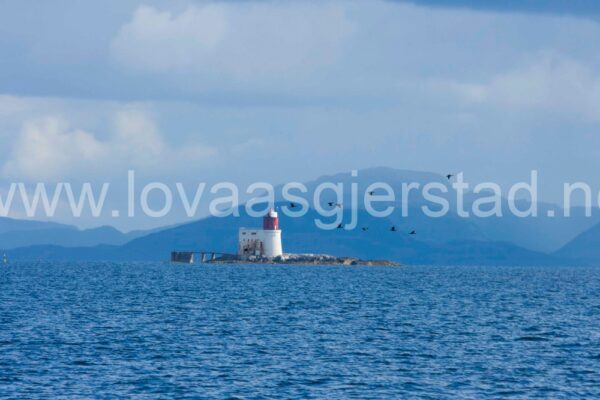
262,208,283,258
238,208,283,259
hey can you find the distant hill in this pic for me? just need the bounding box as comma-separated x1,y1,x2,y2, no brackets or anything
2,167,599,265
554,222,600,265
0,216,74,234
467,201,600,253
276,167,600,253
0,225,130,249
0,217,152,249
6,204,564,266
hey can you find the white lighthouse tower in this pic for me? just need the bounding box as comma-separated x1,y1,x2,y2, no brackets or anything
238,208,283,259
262,208,283,258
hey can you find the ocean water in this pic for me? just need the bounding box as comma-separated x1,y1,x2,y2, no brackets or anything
1,262,599,399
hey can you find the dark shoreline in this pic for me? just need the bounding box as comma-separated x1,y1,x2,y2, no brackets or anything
208,256,401,267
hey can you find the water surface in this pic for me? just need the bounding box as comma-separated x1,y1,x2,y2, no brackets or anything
1,262,599,398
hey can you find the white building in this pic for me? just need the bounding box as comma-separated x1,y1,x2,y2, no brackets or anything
238,209,283,259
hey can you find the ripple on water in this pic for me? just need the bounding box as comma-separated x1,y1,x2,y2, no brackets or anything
0,262,599,399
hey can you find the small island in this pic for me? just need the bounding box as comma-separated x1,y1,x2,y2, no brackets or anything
171,209,401,267
209,253,401,266
171,251,400,266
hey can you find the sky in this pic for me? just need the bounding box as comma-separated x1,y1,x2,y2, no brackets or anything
0,0,599,230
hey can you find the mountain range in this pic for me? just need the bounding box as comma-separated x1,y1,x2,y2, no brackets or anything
2,167,599,266
0,217,156,249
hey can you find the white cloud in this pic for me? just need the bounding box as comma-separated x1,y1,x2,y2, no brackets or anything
2,109,217,181
110,2,354,83
2,117,107,181
113,108,164,166
446,52,600,121
111,5,227,74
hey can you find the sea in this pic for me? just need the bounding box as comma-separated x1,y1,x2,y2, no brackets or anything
1,262,599,399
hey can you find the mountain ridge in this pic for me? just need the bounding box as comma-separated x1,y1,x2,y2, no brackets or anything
2,167,598,265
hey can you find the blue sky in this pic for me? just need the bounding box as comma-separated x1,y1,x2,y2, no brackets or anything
0,0,599,229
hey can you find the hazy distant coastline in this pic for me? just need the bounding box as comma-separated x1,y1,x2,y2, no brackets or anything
3,168,599,267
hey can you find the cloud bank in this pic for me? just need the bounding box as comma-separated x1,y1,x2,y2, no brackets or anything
1,0,600,228
111,3,354,84
2,108,216,182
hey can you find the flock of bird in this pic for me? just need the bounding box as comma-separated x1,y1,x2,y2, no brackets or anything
287,173,455,236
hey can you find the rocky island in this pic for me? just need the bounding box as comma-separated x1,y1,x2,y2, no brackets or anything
171,209,401,266
205,253,401,266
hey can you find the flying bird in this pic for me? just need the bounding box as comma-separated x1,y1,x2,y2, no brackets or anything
390,226,397,232
446,174,454,180
328,202,342,208
337,223,344,229
409,230,416,235
289,202,297,208
361,227,369,231
368,191,375,196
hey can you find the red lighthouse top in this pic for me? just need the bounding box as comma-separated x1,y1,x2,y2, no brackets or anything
263,208,279,230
